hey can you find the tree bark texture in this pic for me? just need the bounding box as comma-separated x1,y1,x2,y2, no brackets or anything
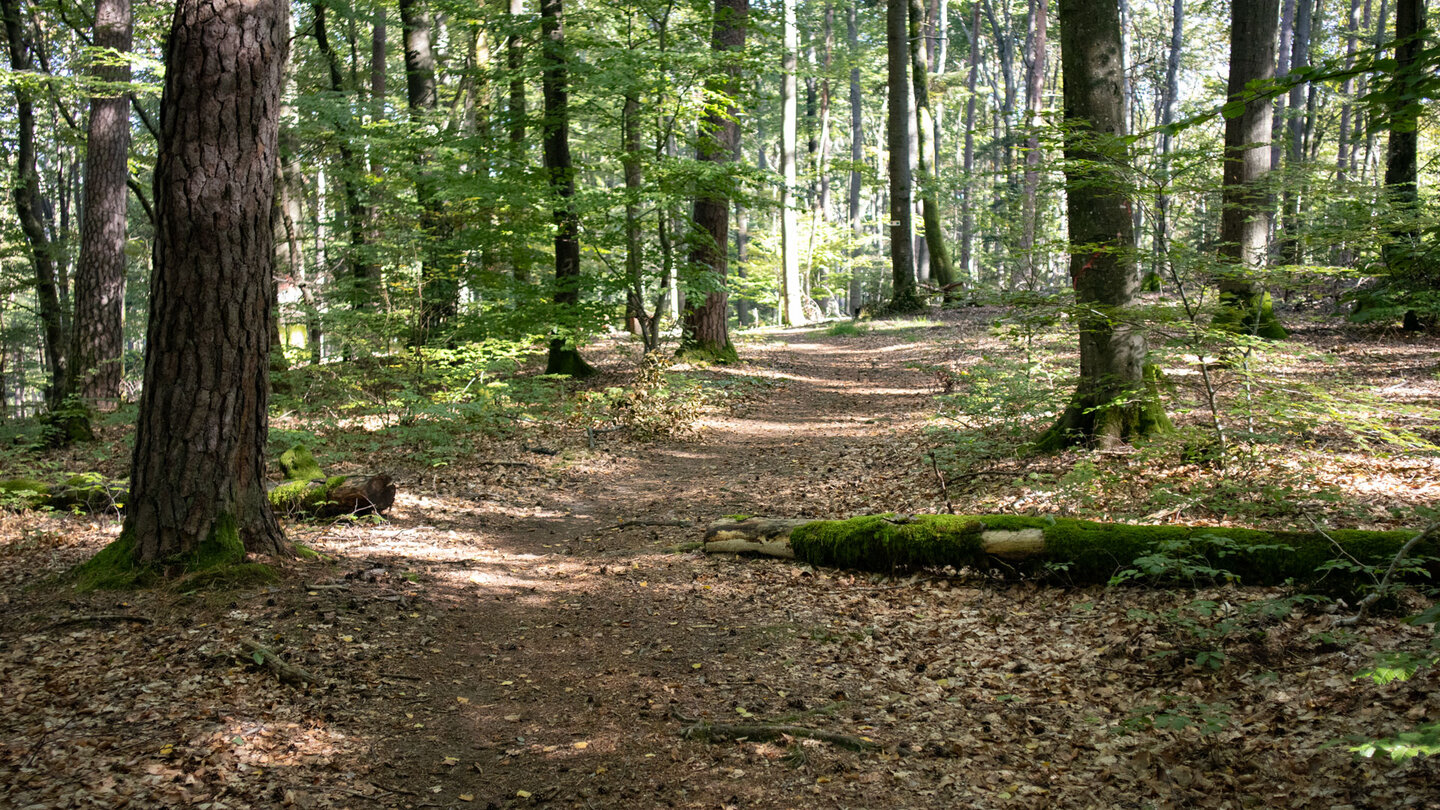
508,0,532,282
69,0,133,409
700,515,1435,596
1216,0,1287,340
1018,0,1048,290
908,0,955,294
846,0,864,311
1278,0,1313,267
958,2,980,285
540,0,594,376
1383,0,1424,272
886,0,919,311
1038,0,1168,451
124,0,289,562
2,0,68,405
679,0,746,362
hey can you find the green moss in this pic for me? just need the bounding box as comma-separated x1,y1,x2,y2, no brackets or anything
723,514,753,521
69,513,249,592
293,542,321,559
1214,289,1288,340
544,345,598,378
674,341,739,364
268,476,347,518
175,562,277,592
785,514,1429,594
279,444,323,481
0,478,53,509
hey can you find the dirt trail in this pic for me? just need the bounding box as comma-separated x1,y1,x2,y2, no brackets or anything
349,326,953,808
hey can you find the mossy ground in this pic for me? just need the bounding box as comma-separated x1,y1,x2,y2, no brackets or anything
68,513,263,592
268,475,348,517
279,444,323,481
674,341,739,364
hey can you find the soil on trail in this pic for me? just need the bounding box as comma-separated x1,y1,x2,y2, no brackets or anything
2,314,1437,810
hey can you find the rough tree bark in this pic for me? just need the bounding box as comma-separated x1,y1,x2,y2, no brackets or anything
68,0,132,410
678,0,747,362
1215,0,1288,340
1035,0,1169,451
1384,0,1427,331
119,0,290,564
540,0,595,376
886,0,921,312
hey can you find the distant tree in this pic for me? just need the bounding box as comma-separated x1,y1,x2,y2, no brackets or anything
908,0,955,295
120,0,290,563
68,0,132,410
1036,0,1169,450
886,0,920,312
1215,0,1287,340
1384,0,1431,330
678,0,747,362
780,0,805,326
540,0,594,376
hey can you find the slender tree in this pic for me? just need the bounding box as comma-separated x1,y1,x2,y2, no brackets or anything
1018,0,1048,290
678,0,747,361
117,0,290,565
958,1,981,285
1036,0,1169,450
539,0,594,375
1215,0,1287,339
846,0,865,313
886,0,921,311
1,0,68,405
908,0,956,294
67,0,132,410
1384,0,1428,328
781,0,805,324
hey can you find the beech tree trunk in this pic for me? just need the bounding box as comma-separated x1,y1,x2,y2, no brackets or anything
1017,0,1048,291
908,0,955,294
780,0,805,325
886,0,920,311
1037,0,1169,451
958,2,980,285
679,0,746,362
401,0,457,343
846,0,864,312
1216,0,1287,340
123,0,289,563
540,0,594,376
1383,0,1425,321
68,0,132,410
1278,0,1313,267
508,0,532,283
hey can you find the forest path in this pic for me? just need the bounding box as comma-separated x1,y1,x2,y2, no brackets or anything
348,321,963,808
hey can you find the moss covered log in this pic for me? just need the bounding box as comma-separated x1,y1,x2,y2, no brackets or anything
703,515,1432,593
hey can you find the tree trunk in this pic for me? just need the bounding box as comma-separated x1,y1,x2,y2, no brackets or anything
846,0,864,312
623,91,649,339
121,0,289,565
1216,0,1287,341
1278,0,1313,267
1017,0,1048,291
1,0,68,406
886,0,920,312
958,2,981,286
313,4,380,313
1383,0,1425,327
68,0,132,410
908,0,955,295
678,0,747,362
401,0,456,343
780,0,805,325
1146,0,1181,293
1036,0,1169,451
508,0,532,283
539,0,594,376
700,515,1435,596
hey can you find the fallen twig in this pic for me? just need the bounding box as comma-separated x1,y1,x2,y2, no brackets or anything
1332,521,1440,627
238,638,320,687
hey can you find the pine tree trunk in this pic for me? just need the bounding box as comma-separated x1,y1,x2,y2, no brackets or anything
1037,0,1169,451
679,0,747,362
124,0,289,563
69,0,132,410
1216,0,1287,341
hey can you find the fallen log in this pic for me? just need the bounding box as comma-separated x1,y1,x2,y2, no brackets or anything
268,474,396,519
703,514,1434,592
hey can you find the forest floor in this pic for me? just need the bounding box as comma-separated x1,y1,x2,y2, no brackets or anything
2,307,1439,809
